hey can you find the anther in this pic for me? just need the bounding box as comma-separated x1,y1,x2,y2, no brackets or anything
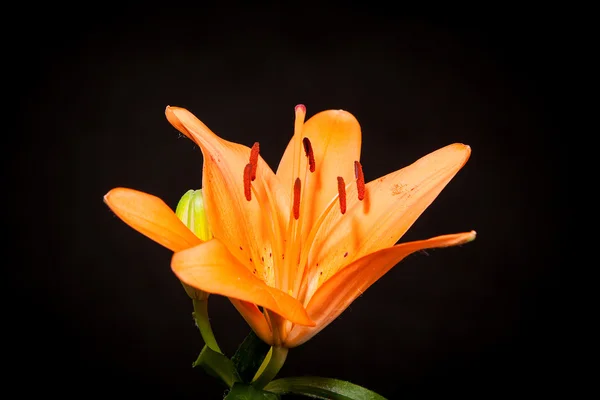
354,161,365,201
243,163,252,201
302,137,316,172
293,178,301,220
337,176,347,214
249,142,260,181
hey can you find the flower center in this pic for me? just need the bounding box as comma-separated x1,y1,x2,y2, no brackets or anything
242,105,366,304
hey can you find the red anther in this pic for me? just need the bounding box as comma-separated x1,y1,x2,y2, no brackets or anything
293,178,301,220
295,104,306,113
250,142,260,181
354,161,365,201
302,137,316,172
243,163,252,201
337,176,347,214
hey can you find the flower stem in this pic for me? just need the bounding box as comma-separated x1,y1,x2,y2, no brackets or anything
192,298,221,353
252,346,288,389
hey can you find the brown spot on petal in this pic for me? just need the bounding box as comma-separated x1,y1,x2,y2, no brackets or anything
391,183,406,196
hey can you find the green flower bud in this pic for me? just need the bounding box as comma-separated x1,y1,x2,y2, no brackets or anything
176,189,213,301
176,189,213,241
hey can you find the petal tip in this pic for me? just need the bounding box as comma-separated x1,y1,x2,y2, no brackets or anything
333,108,356,120
165,105,177,119
450,143,471,165
293,312,317,327
453,143,471,153
294,307,316,327
165,106,193,139
458,230,477,245
104,187,125,205
165,105,176,120
314,109,360,127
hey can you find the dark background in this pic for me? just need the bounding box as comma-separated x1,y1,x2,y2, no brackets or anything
12,4,567,399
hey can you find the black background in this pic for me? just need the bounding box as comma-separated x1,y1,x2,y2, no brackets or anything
12,4,567,399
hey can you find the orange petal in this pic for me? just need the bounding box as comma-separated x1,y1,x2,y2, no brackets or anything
230,299,274,345
172,239,315,327
276,109,362,240
307,143,471,284
166,106,289,284
285,231,476,347
104,187,202,252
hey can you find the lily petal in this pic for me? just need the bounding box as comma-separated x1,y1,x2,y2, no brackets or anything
230,299,274,345
172,239,315,327
104,187,202,252
307,143,471,284
286,231,476,347
166,106,289,283
276,110,361,239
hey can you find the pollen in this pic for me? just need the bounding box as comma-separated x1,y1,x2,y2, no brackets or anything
354,161,365,201
337,176,347,214
302,137,315,172
293,177,301,220
249,142,260,181
243,163,252,201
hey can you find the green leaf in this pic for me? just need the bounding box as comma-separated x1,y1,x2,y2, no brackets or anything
224,383,280,400
192,345,240,388
264,377,388,400
231,331,271,383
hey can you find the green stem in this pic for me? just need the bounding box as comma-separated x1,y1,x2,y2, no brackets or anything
252,346,288,389
192,298,221,353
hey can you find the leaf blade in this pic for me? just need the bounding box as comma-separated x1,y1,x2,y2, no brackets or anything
193,345,241,388
264,376,387,400
225,383,280,400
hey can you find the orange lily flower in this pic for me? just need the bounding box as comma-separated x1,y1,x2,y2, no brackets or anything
104,105,475,348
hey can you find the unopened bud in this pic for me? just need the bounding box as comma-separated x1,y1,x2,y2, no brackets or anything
175,189,213,241
175,189,213,300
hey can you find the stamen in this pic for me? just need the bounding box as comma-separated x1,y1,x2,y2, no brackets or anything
337,176,347,214
250,142,260,181
243,163,252,201
354,161,365,201
293,178,301,220
294,178,354,302
302,137,316,172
